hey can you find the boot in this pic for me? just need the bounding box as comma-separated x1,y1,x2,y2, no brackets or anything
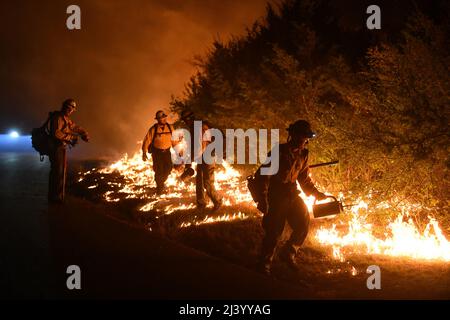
279,244,299,270
257,250,275,276
212,199,223,211
197,201,206,209
156,185,166,195
257,260,272,276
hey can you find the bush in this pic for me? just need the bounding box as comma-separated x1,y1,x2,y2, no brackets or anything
171,0,449,224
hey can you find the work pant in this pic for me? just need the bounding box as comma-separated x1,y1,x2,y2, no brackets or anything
151,147,173,192
196,163,222,207
48,143,67,202
260,187,310,264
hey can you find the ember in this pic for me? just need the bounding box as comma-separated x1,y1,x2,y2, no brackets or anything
80,151,450,262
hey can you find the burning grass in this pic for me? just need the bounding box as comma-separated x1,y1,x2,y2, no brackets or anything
68,151,450,298
72,151,450,264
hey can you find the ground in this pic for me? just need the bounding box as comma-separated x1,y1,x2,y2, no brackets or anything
69,156,450,299
0,152,308,299
1,152,448,299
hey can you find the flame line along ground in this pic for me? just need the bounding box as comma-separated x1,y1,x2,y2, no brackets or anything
79,151,450,262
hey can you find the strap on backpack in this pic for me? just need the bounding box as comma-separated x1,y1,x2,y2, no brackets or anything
150,123,172,147
150,124,157,146
43,111,58,134
42,113,52,131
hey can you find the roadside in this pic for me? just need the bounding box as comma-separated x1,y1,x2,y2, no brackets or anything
0,152,309,299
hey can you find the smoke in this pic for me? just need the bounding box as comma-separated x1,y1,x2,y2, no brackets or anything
0,0,268,159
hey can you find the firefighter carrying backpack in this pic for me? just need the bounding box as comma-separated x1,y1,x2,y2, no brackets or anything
147,123,173,153
31,112,55,161
247,165,268,213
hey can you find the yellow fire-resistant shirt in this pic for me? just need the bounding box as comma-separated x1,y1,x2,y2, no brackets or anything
142,123,175,152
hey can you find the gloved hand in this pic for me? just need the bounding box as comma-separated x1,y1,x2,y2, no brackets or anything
173,163,184,171
179,166,195,181
142,153,148,162
69,136,78,146
81,133,89,142
315,192,328,201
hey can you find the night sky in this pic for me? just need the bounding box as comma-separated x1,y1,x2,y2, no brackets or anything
0,0,268,158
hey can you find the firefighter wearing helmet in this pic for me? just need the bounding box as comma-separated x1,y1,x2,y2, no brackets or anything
48,98,89,203
257,120,330,274
180,110,223,211
142,110,178,194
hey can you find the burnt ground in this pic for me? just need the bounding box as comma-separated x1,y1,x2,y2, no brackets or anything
1,152,449,299
0,152,307,299
69,158,450,299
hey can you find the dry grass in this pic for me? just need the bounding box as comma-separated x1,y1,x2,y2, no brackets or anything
68,161,450,299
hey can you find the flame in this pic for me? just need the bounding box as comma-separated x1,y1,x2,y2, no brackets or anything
315,199,450,262
80,150,450,262
83,151,256,220
180,212,249,228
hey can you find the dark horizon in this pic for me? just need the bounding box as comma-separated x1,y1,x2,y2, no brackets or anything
0,0,269,158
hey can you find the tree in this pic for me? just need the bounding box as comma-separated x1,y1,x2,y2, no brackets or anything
170,0,450,225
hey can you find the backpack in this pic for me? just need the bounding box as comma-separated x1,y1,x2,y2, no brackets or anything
147,123,173,153
246,165,267,212
31,112,55,161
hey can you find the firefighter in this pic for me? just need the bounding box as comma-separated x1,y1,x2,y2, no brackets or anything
142,110,177,194
48,98,89,204
180,110,222,211
258,120,328,274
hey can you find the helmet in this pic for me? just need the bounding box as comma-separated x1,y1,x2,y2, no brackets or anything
287,120,316,138
180,110,194,121
62,98,77,110
155,110,168,120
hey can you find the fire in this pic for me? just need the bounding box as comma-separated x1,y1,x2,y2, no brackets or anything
180,212,249,228
82,151,257,221
80,150,450,262
315,199,450,262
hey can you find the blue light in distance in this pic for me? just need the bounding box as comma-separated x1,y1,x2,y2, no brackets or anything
9,130,20,138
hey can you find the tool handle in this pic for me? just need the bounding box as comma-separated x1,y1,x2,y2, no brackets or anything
309,160,339,168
